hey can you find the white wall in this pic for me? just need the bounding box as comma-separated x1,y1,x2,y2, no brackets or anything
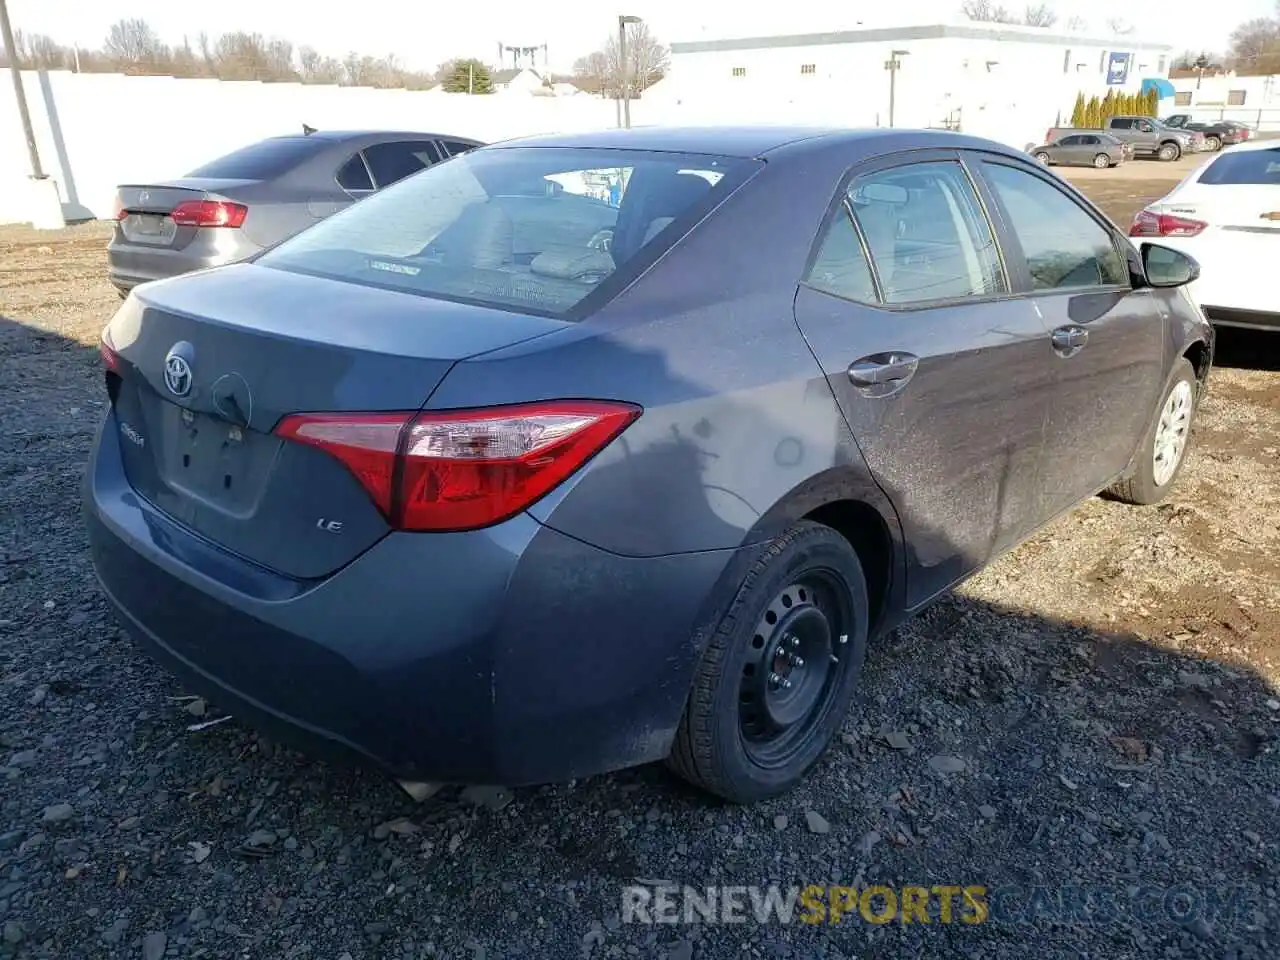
0,70,634,224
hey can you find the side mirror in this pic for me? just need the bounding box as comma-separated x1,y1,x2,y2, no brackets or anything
1141,243,1200,288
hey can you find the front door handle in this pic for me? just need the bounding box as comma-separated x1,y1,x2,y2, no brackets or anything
848,352,919,388
1051,325,1089,356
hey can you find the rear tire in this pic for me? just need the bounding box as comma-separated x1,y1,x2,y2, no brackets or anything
666,521,869,803
1157,142,1181,162
1093,153,1111,169
1034,152,1052,166
1205,135,1222,151
1108,358,1199,506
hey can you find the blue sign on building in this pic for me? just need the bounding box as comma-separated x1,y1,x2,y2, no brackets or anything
1106,52,1131,86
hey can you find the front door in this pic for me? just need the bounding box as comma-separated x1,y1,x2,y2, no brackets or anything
793,152,1056,608
972,158,1166,514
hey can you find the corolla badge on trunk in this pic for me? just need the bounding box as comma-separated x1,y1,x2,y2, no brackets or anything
163,342,195,398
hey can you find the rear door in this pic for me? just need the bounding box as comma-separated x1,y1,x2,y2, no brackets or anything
973,156,1165,511
792,150,1056,607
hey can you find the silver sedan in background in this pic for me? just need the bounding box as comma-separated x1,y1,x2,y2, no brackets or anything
1030,132,1132,169
107,129,483,296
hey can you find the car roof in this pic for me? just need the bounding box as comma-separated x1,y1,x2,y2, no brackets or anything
483,125,1017,160
270,130,482,143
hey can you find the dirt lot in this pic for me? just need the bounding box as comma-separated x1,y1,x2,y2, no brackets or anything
0,171,1277,960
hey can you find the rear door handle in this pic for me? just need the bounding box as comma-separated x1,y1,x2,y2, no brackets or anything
848,352,919,387
1051,325,1089,355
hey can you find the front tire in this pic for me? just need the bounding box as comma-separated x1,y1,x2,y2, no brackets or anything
667,521,869,803
1108,358,1198,505
1034,152,1052,166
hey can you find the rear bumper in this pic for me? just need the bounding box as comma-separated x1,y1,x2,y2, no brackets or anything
106,233,259,292
83,411,736,785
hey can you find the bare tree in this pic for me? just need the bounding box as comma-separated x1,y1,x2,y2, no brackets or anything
571,51,610,95
961,0,1017,23
1106,18,1137,35
299,46,344,85
1227,17,1280,66
1022,4,1057,28
597,21,668,97
1063,15,1088,31
103,18,168,68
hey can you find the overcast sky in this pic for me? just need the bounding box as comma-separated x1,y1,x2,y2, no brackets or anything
9,0,1276,73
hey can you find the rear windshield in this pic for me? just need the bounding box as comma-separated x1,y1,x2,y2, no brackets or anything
257,146,756,318
186,137,327,179
1199,147,1280,186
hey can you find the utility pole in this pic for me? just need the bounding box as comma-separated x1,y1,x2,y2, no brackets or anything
0,0,45,179
468,61,474,95
884,49,909,128
618,15,641,129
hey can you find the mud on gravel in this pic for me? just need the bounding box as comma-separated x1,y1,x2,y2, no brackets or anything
1,174,1277,960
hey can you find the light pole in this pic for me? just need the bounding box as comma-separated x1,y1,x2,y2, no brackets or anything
0,0,44,179
618,14,641,129
885,49,909,128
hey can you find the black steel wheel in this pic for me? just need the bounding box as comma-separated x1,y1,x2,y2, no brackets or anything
737,572,854,767
667,521,870,803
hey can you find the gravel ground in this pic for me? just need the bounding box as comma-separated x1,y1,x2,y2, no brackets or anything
1,173,1277,960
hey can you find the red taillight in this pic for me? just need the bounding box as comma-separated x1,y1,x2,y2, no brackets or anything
112,196,126,221
169,200,247,228
100,330,122,372
275,400,642,532
1129,210,1207,238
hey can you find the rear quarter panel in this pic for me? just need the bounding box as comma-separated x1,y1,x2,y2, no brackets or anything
423,150,899,560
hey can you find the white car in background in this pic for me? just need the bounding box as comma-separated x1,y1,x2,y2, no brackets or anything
1129,138,1279,332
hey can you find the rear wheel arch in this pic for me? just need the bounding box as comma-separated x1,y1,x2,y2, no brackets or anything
686,469,903,662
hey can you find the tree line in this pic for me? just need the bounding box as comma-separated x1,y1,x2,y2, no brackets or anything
1068,88,1160,127
0,17,669,94
963,1,1280,76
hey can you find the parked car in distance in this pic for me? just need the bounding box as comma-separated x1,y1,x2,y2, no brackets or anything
1046,115,1197,161
1130,138,1280,332
86,126,1213,804
107,129,484,296
1161,115,1252,151
1031,132,1132,168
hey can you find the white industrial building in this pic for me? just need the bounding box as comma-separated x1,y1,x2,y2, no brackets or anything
655,22,1174,149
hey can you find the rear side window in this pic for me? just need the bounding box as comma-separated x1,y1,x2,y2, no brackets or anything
849,161,1006,304
185,137,325,179
981,163,1128,290
259,147,756,318
364,140,441,188
1060,136,1082,146
804,205,877,303
1198,147,1280,185
440,140,477,157
337,155,374,192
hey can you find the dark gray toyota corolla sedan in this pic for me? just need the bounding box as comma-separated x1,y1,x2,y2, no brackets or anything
85,126,1213,803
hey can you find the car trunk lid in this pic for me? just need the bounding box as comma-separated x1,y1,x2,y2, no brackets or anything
1161,183,1280,234
114,178,256,250
104,263,568,578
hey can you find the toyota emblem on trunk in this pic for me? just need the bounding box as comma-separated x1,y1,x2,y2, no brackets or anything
163,343,194,397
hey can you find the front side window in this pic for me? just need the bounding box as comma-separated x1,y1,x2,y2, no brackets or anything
259,147,756,318
981,162,1128,290
848,162,1006,305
